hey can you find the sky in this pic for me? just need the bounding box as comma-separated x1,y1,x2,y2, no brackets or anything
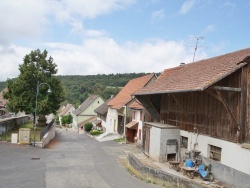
0,0,250,81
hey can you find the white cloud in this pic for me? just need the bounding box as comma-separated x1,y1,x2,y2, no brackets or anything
0,0,49,44
201,24,215,35
179,0,196,14
0,45,32,81
0,36,208,81
45,37,207,76
151,9,165,22
0,0,135,44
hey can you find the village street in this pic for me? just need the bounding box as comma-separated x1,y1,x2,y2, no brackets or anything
0,128,162,188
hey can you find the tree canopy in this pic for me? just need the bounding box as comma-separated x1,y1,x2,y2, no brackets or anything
4,49,65,115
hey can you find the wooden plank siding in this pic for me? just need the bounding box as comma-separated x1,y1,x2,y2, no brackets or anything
158,68,249,143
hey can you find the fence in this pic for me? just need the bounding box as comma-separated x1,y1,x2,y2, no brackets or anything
40,119,55,140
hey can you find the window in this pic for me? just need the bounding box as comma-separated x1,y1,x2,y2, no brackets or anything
209,145,222,162
140,111,142,121
181,136,188,149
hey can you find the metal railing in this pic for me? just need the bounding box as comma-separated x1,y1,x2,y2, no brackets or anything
40,119,55,140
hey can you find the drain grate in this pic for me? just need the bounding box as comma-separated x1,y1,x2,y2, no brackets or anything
31,157,40,160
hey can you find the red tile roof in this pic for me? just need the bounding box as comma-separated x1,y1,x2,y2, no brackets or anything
58,103,74,116
135,48,250,95
128,100,143,110
107,74,156,109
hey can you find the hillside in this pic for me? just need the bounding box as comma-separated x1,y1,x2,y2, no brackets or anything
0,82,5,91
1,73,152,107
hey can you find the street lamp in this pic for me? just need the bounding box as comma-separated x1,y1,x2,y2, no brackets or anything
34,81,51,146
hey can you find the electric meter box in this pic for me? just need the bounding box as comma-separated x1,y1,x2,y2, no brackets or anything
19,128,31,144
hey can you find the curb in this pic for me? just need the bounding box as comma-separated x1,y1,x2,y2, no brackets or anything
127,153,206,188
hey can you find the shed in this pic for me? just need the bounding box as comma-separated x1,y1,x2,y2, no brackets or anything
143,122,180,163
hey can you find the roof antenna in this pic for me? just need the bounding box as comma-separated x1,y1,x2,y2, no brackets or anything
192,36,204,62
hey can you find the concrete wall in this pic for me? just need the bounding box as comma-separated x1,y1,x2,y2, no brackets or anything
181,130,250,187
127,153,203,188
160,128,180,162
37,123,55,148
0,115,29,133
149,126,161,161
149,126,180,163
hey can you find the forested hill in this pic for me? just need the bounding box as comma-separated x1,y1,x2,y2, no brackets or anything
0,82,5,91
0,73,153,107
57,73,150,106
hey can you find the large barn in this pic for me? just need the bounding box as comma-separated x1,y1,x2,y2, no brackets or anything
134,48,250,187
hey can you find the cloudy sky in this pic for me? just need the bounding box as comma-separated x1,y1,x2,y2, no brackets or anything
0,0,249,81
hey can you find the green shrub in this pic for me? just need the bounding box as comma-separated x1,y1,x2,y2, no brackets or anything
84,122,93,132
90,130,103,136
62,114,73,125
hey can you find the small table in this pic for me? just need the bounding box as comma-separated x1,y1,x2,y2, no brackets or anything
169,161,181,172
181,166,196,179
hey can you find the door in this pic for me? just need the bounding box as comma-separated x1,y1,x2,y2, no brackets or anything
143,126,150,154
117,115,124,135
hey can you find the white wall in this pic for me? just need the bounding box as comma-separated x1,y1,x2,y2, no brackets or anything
105,108,118,132
149,126,161,161
180,130,250,175
132,110,143,140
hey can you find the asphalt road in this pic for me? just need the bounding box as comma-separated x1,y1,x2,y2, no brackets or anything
0,128,161,188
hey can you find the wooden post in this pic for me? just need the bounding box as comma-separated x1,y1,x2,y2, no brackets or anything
240,66,248,143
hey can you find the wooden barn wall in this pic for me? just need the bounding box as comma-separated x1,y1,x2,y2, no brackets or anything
246,65,250,143
160,69,246,143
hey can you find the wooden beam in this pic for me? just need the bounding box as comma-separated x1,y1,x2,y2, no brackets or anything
205,89,222,102
146,95,161,122
212,86,241,92
135,95,161,122
215,90,240,132
240,67,247,143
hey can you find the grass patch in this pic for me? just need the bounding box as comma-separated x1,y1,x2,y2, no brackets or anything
114,137,125,142
0,121,43,142
90,130,103,136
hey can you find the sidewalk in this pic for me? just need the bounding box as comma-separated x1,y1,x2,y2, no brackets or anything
82,131,227,187
118,143,228,188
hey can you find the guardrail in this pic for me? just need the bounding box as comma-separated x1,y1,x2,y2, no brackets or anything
40,119,55,140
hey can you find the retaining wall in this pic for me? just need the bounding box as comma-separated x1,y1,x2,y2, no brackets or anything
127,153,205,188
36,123,55,148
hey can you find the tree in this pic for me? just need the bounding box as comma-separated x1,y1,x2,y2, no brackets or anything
4,49,65,123
61,114,72,125
84,122,93,132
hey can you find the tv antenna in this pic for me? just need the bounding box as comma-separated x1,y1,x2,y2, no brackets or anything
191,36,204,62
